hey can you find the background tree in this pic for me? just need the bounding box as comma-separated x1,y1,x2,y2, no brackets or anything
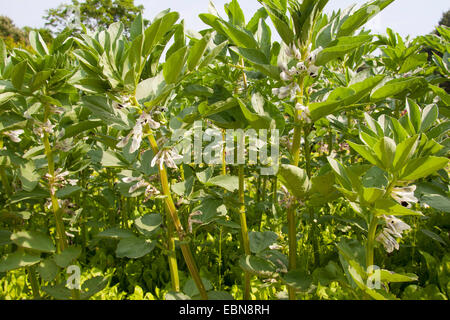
0,16,27,48
438,9,450,27
44,0,147,33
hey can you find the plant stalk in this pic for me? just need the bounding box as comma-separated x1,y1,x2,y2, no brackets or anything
238,164,251,300
147,133,208,300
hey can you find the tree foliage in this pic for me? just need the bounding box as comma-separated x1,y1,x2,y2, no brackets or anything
44,0,146,32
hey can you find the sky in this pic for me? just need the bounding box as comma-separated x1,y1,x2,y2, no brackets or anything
0,0,449,39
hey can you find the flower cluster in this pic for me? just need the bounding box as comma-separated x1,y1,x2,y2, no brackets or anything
3,130,24,143
391,185,418,208
117,112,160,154
45,168,78,195
272,44,322,101
33,120,55,138
376,215,411,253
122,176,160,202
151,148,183,170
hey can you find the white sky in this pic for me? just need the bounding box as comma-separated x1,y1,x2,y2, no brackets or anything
1,0,449,39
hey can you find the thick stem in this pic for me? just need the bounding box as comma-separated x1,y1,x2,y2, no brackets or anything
366,216,379,269
42,108,67,253
222,129,227,176
147,134,208,300
286,106,304,300
27,266,40,300
304,126,319,267
238,164,251,300
166,207,180,292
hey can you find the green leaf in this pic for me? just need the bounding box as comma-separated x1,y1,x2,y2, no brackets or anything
134,214,163,237
0,230,12,246
380,270,418,283
362,187,385,204
11,61,28,90
36,259,59,282
183,277,213,298
187,36,210,71
56,186,82,199
420,104,438,133
165,292,191,300
206,175,239,192
327,157,352,191
80,276,109,300
374,199,423,217
29,71,52,92
263,5,294,44
421,194,450,213
348,142,382,167
0,251,41,272
53,246,82,268
19,161,40,192
315,35,373,66
225,0,246,27
373,137,396,171
239,255,277,277
115,237,156,259
163,46,188,84
63,121,104,139
399,156,449,180
96,227,135,240
277,164,311,200
393,135,419,172
249,231,278,253
42,282,71,300
11,230,56,253
420,229,447,245
29,31,49,56
406,99,421,133
429,84,450,105
337,0,395,37
309,76,385,121
130,13,144,41
371,77,427,101
283,270,313,291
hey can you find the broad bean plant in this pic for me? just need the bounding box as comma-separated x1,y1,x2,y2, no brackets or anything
0,0,449,300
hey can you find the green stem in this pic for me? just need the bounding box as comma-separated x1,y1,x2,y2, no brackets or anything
238,164,251,300
222,129,227,176
27,266,40,300
147,134,208,300
166,207,180,292
366,216,379,269
42,107,67,253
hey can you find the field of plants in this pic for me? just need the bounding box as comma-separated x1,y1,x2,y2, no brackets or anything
0,0,449,301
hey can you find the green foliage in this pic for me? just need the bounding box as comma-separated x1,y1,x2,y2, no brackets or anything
0,0,448,302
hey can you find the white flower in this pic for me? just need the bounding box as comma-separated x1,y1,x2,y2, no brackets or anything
151,148,183,170
376,231,399,253
384,215,411,237
4,130,24,143
143,184,160,202
140,112,160,130
117,112,160,153
295,103,311,123
49,105,64,115
306,47,323,66
272,83,300,100
284,44,302,60
55,139,72,152
122,176,140,184
117,121,143,153
376,215,411,253
391,186,418,208
129,180,148,194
